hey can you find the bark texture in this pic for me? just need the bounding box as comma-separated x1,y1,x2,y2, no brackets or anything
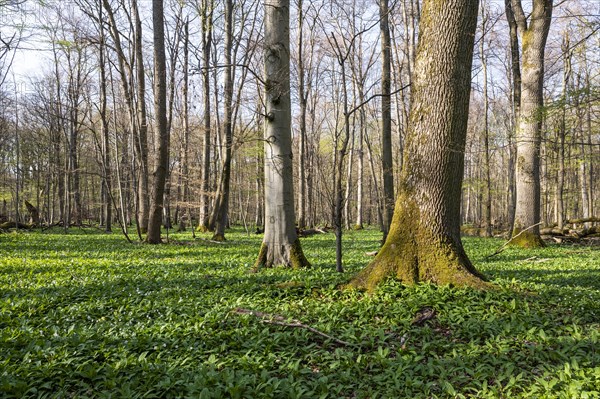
349,0,487,291
254,0,309,269
146,0,169,244
510,0,553,248
380,0,395,241
209,0,233,241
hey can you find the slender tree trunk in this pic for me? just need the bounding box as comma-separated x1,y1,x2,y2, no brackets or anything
179,20,190,232
380,0,394,241
343,123,355,230
510,0,553,248
480,1,492,237
335,55,351,273
296,0,307,230
146,0,169,244
255,0,309,269
575,74,590,227
505,0,521,232
556,32,570,230
99,19,112,232
210,0,234,241
199,0,214,231
349,0,486,290
131,0,150,234
584,67,593,221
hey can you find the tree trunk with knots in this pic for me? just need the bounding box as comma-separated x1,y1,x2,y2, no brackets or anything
254,0,309,269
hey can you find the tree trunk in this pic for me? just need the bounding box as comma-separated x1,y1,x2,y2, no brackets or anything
178,20,190,232
99,33,112,233
380,0,394,241
510,0,553,248
132,0,150,234
146,0,169,244
556,32,570,230
349,0,487,290
296,0,307,230
480,1,492,237
254,0,309,269
198,0,213,231
504,0,521,232
210,0,234,241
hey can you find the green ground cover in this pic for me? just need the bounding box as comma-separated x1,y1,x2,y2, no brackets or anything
1,228,599,398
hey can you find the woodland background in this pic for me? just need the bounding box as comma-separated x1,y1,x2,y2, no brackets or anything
0,0,597,238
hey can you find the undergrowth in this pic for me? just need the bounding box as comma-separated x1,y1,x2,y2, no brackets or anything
1,227,599,398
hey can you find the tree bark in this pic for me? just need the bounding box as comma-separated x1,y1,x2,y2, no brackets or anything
178,20,190,232
132,0,150,234
254,0,309,269
209,0,234,241
380,0,394,241
146,0,169,244
510,0,553,248
349,0,487,290
504,0,521,232
198,0,214,231
99,17,112,232
296,0,307,230
480,1,492,237
556,32,570,230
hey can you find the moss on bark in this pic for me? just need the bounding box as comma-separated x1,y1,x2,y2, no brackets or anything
510,228,546,248
211,233,226,242
347,192,488,292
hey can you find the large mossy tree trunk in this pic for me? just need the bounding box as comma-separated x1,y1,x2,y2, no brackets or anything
254,0,309,270
349,0,487,291
509,0,552,248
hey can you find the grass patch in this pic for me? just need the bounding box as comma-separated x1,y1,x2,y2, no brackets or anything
1,228,599,398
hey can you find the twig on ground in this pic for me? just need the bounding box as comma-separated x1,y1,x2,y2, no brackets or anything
232,308,354,347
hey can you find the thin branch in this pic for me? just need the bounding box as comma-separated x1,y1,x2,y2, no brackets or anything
232,308,354,347
485,222,543,259
346,84,410,117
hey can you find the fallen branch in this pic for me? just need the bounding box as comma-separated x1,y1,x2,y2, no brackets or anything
232,308,354,347
198,238,228,245
485,222,543,259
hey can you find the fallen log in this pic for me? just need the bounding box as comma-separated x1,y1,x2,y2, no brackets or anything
298,228,329,237
0,221,32,230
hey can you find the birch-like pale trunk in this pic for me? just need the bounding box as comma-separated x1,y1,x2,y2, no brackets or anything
254,0,309,269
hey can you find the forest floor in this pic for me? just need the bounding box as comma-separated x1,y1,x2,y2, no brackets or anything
1,227,599,398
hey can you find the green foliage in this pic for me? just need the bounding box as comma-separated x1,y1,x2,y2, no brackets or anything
1,229,599,398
